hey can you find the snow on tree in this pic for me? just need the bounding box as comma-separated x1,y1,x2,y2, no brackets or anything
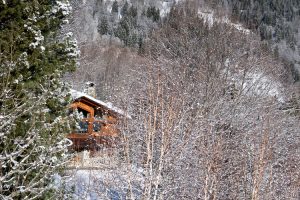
0,0,78,199
116,3,300,200
47,1,299,199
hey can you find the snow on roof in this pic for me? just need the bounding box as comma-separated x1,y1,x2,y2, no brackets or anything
70,89,131,119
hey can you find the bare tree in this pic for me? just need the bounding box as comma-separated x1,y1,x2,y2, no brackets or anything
118,4,299,199
62,2,300,200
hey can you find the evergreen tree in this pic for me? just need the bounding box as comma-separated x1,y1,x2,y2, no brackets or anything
153,8,160,22
128,32,137,47
141,8,146,17
98,16,109,35
121,1,129,16
128,6,138,27
128,6,138,18
146,6,160,22
0,0,78,199
115,17,130,45
112,0,118,13
146,6,153,18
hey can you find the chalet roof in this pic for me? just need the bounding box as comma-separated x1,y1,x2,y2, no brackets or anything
70,89,131,119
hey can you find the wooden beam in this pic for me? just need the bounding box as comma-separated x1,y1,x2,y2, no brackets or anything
70,102,95,117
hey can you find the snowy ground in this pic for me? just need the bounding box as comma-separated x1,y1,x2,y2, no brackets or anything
197,9,251,34
61,151,144,200
63,167,144,200
67,150,119,169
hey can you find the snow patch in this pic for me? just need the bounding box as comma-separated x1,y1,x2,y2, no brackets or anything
198,10,251,34
160,1,172,17
247,72,283,101
60,165,144,199
234,70,283,101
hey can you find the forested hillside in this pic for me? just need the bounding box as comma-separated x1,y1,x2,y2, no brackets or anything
63,1,300,199
207,0,300,81
1,0,300,199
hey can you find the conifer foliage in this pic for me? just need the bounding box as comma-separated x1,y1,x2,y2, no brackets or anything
95,1,160,48
0,1,78,199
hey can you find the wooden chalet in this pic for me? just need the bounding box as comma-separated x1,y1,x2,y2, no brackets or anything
67,89,130,152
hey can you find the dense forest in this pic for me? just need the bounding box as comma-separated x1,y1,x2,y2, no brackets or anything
208,0,300,81
1,0,300,199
